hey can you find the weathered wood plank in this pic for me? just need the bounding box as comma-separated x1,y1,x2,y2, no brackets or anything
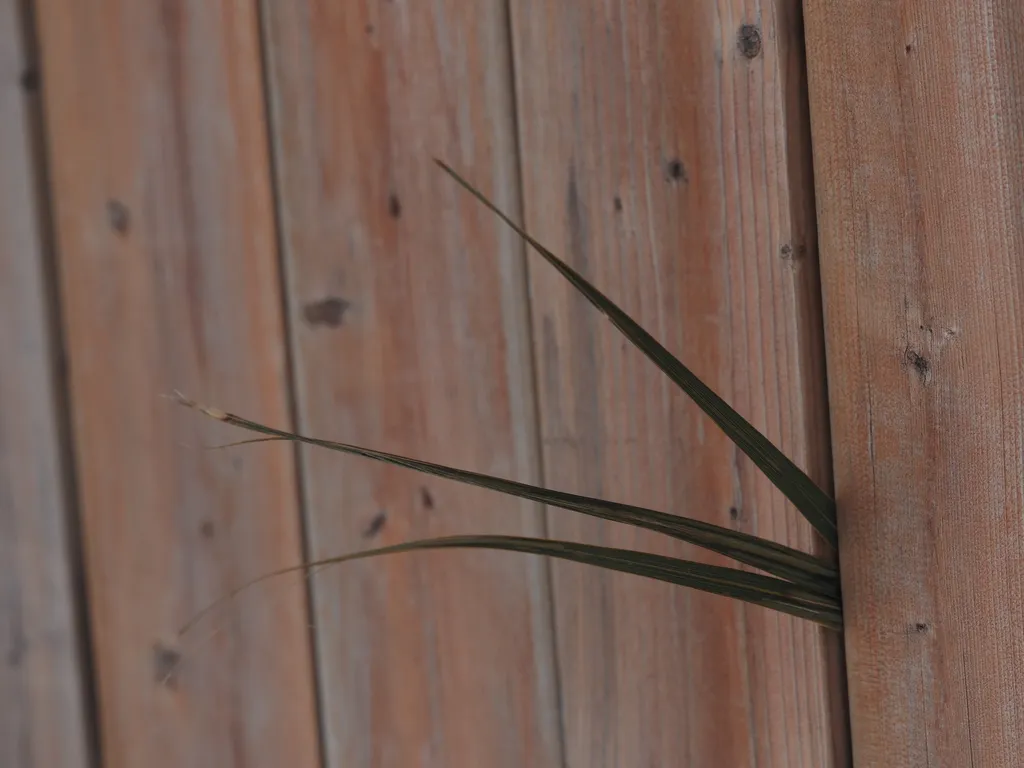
804,1,1024,765
32,1,321,766
0,1,92,765
260,2,561,767
511,1,848,765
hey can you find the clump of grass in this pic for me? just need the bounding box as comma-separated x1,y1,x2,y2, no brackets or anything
177,160,841,635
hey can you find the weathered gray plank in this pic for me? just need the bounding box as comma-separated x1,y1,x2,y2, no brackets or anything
0,0,92,765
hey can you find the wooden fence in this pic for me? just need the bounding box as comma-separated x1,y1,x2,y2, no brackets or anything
4,0,1021,766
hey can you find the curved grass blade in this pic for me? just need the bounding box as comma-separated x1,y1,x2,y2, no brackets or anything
176,394,837,597
180,534,842,636
435,160,838,547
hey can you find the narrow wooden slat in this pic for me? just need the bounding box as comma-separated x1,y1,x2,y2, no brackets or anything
0,1,92,765
804,1,1024,765
259,2,561,767
32,1,321,766
511,1,848,765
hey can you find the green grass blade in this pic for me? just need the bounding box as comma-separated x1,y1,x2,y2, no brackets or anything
435,160,837,547
176,394,837,597
180,534,842,636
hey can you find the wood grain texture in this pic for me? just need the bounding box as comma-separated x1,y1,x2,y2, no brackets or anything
259,2,561,767
511,1,848,765
0,1,92,765
32,1,321,766
804,1,1024,765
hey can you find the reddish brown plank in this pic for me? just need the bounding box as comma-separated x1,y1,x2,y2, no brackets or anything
0,1,92,765
260,2,561,767
32,1,321,766
804,0,1024,765
511,1,848,765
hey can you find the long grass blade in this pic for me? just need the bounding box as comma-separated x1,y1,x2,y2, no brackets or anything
180,534,842,636
436,160,837,547
176,394,837,597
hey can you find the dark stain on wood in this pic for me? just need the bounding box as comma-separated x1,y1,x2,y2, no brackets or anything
106,199,130,235
737,24,763,59
303,297,350,328
19,68,39,92
420,487,434,510
363,511,387,539
153,643,181,688
905,347,931,383
664,158,688,183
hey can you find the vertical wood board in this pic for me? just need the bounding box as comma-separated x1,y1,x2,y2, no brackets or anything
511,1,848,765
260,1,562,767
0,0,92,765
804,0,1024,765
33,1,321,765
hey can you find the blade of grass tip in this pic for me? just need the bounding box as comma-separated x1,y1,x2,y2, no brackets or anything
176,395,838,597
180,534,842,636
434,159,838,548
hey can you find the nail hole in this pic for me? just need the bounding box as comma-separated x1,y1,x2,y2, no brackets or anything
420,487,434,510
363,512,387,539
779,243,807,267
665,158,687,184
613,196,623,212
388,193,402,219
738,25,763,59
